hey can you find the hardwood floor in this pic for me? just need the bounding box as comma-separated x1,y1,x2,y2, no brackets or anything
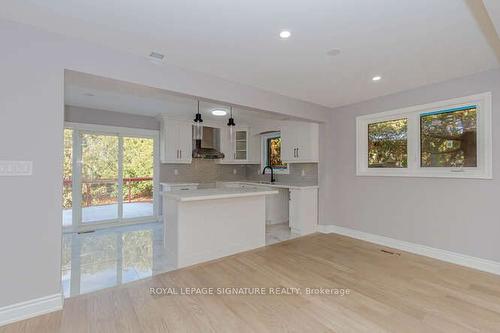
3,233,500,332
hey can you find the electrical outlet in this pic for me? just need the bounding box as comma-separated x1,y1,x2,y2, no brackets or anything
233,168,237,175
301,169,305,177
0,161,33,176
174,169,179,175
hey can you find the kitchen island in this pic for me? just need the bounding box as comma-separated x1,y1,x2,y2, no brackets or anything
163,187,278,269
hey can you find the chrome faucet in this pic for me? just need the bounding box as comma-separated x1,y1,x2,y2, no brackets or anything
262,166,276,183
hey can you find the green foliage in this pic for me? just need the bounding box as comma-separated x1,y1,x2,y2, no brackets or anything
63,130,154,209
123,137,153,202
267,137,287,169
420,108,477,167
368,119,408,168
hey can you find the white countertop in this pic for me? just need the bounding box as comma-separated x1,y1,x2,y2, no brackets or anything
221,181,319,190
163,187,279,202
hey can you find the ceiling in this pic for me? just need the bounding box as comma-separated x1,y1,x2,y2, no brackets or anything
65,71,289,123
3,0,500,108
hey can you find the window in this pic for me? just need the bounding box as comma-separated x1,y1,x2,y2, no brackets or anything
261,132,288,174
420,106,477,168
368,119,407,168
356,92,491,178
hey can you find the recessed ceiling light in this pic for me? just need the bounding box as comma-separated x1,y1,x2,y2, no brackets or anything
211,109,227,116
279,30,291,39
372,76,382,81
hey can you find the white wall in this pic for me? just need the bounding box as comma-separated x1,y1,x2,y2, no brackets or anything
320,68,500,262
0,19,330,310
0,24,64,309
65,105,160,130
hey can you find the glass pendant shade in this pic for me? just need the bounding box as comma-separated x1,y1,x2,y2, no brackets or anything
228,124,235,143
227,106,236,155
194,120,203,140
193,101,203,140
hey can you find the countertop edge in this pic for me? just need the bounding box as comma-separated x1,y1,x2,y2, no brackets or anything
224,181,319,190
164,189,279,202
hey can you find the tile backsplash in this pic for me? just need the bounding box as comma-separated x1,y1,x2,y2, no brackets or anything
160,159,247,183
160,160,317,184
245,163,318,183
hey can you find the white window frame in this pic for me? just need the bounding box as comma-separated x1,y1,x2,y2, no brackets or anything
356,92,492,179
261,132,289,174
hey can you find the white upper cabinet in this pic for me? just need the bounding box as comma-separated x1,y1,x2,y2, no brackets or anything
247,128,261,164
219,127,251,164
160,118,192,164
281,121,319,163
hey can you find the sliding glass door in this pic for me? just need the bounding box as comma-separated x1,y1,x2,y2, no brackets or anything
122,136,154,219
63,124,158,231
81,132,119,223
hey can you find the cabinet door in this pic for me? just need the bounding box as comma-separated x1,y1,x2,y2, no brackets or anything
160,119,192,164
281,122,298,162
247,129,261,164
295,122,319,162
281,121,302,163
234,130,248,161
281,121,319,163
219,128,249,164
288,188,318,235
218,127,234,163
160,120,180,163
177,121,193,163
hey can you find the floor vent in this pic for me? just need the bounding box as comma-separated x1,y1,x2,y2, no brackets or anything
77,230,95,234
380,249,401,256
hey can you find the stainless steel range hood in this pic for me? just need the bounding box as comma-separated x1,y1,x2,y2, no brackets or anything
192,126,225,159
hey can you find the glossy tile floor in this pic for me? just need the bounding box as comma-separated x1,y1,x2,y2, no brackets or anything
62,202,154,227
62,222,296,297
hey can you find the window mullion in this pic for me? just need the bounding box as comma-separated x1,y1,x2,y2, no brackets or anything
406,113,419,172
118,136,124,220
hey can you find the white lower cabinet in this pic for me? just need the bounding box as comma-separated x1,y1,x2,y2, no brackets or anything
289,188,318,235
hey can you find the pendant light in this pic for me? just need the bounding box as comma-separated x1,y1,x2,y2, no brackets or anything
227,106,236,148
193,100,203,140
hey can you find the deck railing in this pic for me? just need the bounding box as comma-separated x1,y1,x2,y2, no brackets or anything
63,177,153,207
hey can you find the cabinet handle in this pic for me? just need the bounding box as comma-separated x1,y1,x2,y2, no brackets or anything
297,148,299,158
176,149,179,159
180,150,182,159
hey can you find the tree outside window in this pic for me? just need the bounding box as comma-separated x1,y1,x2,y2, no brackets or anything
262,132,288,173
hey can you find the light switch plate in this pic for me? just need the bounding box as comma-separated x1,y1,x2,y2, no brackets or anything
0,161,33,176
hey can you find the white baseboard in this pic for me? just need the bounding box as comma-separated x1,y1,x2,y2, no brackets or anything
317,224,500,276
0,293,63,327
